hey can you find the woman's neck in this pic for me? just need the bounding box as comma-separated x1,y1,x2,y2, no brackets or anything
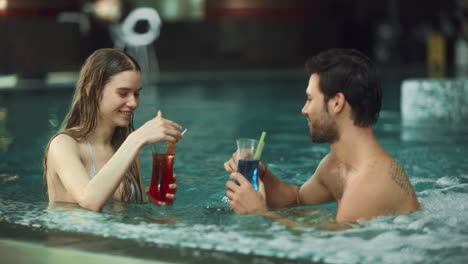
87,124,115,146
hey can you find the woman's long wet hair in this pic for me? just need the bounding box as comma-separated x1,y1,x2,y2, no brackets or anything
43,48,144,202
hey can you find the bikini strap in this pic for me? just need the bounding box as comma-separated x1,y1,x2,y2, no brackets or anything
129,182,143,203
85,138,97,177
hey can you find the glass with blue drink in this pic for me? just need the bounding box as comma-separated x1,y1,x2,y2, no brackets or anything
236,138,264,190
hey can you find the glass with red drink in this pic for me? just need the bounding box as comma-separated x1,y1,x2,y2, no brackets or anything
149,146,175,204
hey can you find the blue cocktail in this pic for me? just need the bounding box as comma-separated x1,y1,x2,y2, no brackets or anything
237,159,260,190
236,136,265,190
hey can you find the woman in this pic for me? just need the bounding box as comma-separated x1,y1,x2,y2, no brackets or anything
43,48,183,212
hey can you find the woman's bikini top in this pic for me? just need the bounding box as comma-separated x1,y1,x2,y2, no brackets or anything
85,138,142,202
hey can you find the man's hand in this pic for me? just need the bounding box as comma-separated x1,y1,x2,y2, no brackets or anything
226,172,267,214
224,152,267,179
224,152,238,173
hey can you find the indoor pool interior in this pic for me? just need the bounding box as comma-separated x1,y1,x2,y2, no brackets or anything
0,71,467,264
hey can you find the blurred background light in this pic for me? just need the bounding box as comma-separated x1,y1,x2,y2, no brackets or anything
0,0,7,11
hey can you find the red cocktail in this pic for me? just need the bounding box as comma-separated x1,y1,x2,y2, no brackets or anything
149,152,175,204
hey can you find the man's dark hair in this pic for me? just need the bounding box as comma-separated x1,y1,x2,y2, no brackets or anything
305,48,382,127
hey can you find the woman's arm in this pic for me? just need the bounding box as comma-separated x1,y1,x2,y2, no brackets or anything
49,112,182,212
49,133,144,211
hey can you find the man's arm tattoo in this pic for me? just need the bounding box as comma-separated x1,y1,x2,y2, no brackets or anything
389,160,413,195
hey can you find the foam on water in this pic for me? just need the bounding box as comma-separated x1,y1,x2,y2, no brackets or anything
1,178,467,263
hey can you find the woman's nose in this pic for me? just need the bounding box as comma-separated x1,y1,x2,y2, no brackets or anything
127,95,138,108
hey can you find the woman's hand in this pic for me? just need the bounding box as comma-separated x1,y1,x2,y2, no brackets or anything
133,111,183,146
145,173,177,206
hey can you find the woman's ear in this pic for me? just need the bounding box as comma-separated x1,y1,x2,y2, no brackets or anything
330,92,346,114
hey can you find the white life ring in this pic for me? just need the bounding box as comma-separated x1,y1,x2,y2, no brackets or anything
120,7,161,47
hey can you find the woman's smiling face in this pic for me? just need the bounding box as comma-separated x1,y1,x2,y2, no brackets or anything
98,70,142,128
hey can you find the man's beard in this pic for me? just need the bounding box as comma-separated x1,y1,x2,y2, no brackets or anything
308,108,340,143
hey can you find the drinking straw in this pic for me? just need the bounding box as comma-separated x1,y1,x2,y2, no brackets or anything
166,128,188,154
253,131,266,160
166,141,176,154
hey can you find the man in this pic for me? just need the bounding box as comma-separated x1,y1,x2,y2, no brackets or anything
224,49,420,223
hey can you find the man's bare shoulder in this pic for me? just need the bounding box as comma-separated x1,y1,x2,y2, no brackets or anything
297,152,337,205
316,152,339,173
386,159,415,194
358,156,419,212
311,152,340,184
365,156,416,195
384,158,420,208
337,155,420,222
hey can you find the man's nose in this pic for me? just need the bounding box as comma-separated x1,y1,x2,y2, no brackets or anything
301,104,307,115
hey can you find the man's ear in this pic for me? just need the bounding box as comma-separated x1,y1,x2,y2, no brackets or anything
330,92,346,114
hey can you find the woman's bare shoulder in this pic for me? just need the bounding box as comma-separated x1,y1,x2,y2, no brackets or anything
49,133,81,155
46,133,83,177
51,133,79,144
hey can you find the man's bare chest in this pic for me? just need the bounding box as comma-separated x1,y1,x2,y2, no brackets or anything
323,164,349,202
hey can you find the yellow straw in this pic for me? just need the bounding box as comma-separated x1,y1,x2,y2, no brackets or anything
253,131,266,160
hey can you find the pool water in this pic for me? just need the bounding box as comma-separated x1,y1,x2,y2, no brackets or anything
1,74,468,263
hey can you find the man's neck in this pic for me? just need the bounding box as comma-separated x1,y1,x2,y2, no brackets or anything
330,126,381,169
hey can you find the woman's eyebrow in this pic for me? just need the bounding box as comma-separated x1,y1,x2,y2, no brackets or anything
117,87,142,91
